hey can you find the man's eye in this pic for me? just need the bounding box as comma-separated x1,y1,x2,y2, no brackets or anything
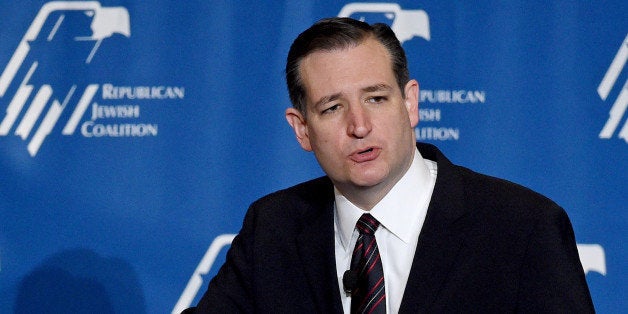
367,96,386,103
322,104,340,114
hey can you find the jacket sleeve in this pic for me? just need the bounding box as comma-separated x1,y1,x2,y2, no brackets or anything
515,205,595,313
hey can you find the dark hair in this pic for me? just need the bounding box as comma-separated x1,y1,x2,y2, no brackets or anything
285,17,410,114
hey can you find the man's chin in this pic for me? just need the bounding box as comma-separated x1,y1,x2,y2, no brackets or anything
349,173,388,190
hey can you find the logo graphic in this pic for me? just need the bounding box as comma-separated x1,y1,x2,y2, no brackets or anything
577,244,607,276
598,33,628,143
173,234,235,314
0,1,131,156
338,2,430,43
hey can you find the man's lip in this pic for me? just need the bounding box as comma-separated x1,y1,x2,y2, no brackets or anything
349,147,380,162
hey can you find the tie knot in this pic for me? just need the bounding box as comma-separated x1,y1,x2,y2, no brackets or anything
356,214,380,236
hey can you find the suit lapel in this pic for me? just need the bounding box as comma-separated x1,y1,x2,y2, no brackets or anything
399,144,472,313
295,179,344,313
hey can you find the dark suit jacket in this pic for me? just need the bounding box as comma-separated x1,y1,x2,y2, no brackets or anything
190,143,594,313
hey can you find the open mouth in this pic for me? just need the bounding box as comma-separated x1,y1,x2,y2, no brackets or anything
350,147,379,163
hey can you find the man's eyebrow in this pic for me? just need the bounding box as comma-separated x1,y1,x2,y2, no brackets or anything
313,92,341,109
362,84,393,93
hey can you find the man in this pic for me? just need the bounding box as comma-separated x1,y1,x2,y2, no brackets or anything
187,17,594,313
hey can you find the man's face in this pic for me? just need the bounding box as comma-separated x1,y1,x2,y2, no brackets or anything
286,37,419,203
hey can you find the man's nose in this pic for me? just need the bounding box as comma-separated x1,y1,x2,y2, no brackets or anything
346,103,371,138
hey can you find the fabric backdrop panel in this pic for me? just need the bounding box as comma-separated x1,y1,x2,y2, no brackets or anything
0,1,625,313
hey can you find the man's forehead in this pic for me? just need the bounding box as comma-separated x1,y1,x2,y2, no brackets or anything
299,38,396,102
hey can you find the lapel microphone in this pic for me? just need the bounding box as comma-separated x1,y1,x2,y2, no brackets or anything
343,269,358,294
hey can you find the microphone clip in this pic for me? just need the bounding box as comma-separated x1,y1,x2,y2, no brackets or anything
343,269,358,294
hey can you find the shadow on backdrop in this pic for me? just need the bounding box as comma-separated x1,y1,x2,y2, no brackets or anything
14,248,146,314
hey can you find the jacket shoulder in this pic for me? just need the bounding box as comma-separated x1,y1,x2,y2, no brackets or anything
458,164,564,219
243,176,334,229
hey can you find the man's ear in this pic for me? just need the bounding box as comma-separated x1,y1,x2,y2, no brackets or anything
404,79,419,128
285,107,312,151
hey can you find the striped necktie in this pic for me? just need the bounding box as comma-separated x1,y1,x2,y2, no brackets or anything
350,214,386,314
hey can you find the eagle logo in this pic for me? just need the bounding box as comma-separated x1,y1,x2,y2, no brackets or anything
0,1,130,156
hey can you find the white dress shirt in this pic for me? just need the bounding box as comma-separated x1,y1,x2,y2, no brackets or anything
334,148,437,313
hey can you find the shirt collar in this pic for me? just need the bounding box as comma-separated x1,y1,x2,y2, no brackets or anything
335,147,433,249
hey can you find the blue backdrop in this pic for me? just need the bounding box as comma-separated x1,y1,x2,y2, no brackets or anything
0,1,625,313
